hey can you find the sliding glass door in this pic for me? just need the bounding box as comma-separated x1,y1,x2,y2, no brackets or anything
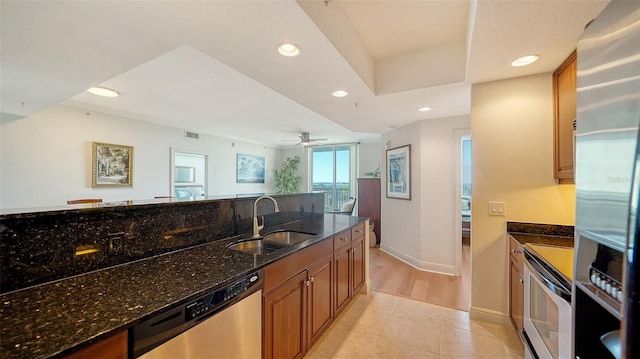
311,145,354,211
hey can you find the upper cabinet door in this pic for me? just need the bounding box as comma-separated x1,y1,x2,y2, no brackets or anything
553,50,577,184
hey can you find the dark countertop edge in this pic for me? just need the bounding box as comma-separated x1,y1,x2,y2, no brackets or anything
506,221,574,248
1,214,368,359
508,232,575,248
0,192,324,217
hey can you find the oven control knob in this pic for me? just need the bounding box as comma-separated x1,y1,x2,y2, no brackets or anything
606,283,612,294
600,280,607,291
617,290,623,302
595,276,601,287
591,273,597,284
611,287,618,299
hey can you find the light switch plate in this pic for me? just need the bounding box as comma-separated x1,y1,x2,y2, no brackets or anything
488,201,506,216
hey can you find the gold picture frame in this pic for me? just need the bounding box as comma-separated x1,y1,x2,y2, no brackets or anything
92,142,133,188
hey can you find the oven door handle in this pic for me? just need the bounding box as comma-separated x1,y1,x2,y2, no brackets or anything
525,253,571,301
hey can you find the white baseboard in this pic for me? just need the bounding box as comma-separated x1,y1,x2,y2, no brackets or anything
379,245,455,276
469,306,511,326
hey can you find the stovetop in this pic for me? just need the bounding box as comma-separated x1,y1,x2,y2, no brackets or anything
525,243,575,283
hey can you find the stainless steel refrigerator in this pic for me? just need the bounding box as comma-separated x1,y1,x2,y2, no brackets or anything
573,1,640,358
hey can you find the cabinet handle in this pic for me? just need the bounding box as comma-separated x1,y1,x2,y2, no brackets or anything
305,280,310,287
511,249,522,254
520,279,524,284
355,229,362,233
310,277,314,283
340,237,347,241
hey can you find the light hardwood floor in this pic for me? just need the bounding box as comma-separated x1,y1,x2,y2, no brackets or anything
369,238,471,311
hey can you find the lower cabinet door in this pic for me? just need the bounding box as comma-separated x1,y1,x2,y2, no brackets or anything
263,271,308,359
334,247,351,315
510,263,524,334
64,330,127,359
307,255,333,347
352,236,365,294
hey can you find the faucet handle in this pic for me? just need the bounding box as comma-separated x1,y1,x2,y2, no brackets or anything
257,215,265,231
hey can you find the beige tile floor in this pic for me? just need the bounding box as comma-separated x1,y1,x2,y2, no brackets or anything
306,290,524,359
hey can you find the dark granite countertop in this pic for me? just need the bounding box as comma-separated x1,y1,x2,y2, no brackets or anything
507,221,574,248
0,214,366,359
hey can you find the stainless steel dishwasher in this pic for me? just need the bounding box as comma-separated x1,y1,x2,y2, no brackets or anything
131,270,262,359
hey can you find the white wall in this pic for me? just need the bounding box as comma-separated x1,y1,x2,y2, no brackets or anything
358,141,382,178
470,73,576,321
0,105,280,209
379,115,470,274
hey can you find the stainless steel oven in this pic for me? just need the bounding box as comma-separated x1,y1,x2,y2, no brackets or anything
523,245,574,359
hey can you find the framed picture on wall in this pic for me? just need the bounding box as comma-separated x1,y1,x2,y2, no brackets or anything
92,142,133,188
236,153,265,183
386,144,411,200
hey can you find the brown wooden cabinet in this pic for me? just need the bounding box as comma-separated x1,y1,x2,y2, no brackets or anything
263,271,307,359
263,239,334,359
333,229,352,316
509,235,525,340
352,226,365,294
357,178,381,243
307,255,333,347
263,223,366,358
333,223,366,317
553,50,577,184
63,330,127,359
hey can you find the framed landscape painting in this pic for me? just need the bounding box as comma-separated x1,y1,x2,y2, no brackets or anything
386,145,411,200
92,142,133,188
236,153,265,183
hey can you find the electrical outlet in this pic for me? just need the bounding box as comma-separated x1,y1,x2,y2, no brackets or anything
488,201,506,216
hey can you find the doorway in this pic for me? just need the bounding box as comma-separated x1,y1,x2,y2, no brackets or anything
170,149,208,198
454,130,471,280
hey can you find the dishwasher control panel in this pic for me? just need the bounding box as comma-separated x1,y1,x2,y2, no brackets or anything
185,270,261,321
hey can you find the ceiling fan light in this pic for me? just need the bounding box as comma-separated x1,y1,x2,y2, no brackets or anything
87,86,119,97
278,43,301,57
511,54,540,67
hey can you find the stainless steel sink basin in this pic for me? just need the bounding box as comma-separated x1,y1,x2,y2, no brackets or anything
226,239,287,255
262,231,315,245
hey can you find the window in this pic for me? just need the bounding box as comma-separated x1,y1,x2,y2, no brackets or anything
311,145,356,211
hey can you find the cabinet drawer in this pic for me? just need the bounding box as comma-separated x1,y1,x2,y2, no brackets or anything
333,230,351,251
509,235,524,272
351,223,365,239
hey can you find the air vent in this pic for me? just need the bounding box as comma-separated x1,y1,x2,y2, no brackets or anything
185,131,200,140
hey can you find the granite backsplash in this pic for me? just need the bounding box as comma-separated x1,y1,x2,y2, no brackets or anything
0,193,324,294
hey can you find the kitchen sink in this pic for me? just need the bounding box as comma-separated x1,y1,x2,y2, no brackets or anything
226,239,287,255
226,231,316,255
262,230,315,245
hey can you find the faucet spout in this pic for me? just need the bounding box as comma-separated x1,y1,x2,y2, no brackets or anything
253,196,280,238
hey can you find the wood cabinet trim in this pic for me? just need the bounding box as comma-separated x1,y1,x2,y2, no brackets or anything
553,50,577,184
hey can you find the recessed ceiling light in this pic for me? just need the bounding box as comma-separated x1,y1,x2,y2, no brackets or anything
511,54,540,67
87,86,119,97
278,43,301,57
332,90,349,98
418,106,432,112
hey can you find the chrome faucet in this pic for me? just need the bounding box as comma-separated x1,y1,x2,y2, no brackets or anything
253,196,280,237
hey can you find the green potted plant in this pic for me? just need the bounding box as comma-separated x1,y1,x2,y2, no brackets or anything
273,156,301,194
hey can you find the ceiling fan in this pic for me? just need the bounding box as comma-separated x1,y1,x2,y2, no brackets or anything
283,132,328,146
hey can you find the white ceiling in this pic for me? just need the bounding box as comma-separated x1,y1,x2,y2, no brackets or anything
0,0,609,148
